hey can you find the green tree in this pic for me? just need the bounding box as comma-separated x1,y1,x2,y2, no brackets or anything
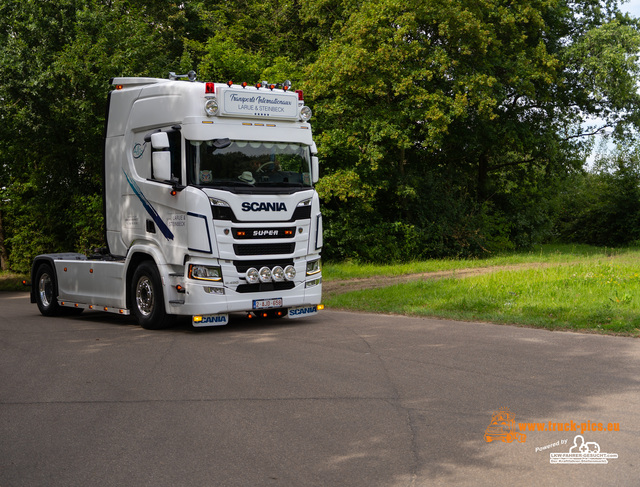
0,0,186,271
553,141,640,246
304,0,640,260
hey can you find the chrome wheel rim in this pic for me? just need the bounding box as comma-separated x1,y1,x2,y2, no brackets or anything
38,272,53,308
135,276,154,317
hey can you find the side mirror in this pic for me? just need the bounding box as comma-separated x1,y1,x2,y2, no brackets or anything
311,156,319,184
153,152,171,181
150,132,171,181
150,132,170,149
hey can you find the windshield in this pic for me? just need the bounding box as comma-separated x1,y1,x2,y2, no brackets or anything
187,139,313,189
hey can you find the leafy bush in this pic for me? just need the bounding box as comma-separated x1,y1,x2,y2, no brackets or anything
552,149,640,246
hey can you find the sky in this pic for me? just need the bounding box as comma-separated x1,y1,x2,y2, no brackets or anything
585,0,640,165
623,0,640,17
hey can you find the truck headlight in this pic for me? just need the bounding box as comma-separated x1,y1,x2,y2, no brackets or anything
300,106,312,121
189,264,222,281
272,266,285,282
306,259,321,276
246,268,260,284
284,265,296,281
205,99,219,116
209,197,230,207
259,266,272,283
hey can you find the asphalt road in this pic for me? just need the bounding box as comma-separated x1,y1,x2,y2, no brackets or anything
1,291,639,486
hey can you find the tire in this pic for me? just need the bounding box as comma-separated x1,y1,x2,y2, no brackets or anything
35,263,61,317
130,261,175,330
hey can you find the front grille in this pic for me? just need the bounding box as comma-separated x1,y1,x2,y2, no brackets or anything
233,227,296,240
233,243,295,256
234,259,294,274
236,282,295,294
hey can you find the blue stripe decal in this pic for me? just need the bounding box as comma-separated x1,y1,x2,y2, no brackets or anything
123,170,174,241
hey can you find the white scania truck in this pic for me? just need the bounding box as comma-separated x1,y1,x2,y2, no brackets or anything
30,72,323,329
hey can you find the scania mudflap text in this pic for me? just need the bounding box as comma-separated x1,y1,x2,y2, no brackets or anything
30,72,323,329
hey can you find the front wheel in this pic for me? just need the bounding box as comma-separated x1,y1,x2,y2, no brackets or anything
130,262,175,330
35,263,61,316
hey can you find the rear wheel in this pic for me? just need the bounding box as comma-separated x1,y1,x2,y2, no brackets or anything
130,262,175,330
35,263,61,316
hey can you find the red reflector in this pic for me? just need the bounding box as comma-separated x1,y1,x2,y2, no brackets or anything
205,82,215,94
295,89,304,100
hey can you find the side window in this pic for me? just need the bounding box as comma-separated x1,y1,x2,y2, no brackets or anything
167,130,182,183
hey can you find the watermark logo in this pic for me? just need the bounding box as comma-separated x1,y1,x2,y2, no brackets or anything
484,407,527,444
550,435,618,464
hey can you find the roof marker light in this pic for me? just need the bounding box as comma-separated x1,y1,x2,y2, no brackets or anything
227,80,233,87
242,82,248,88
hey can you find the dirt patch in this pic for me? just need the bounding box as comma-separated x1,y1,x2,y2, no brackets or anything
323,263,555,299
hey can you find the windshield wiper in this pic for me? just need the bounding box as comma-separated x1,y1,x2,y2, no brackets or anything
255,181,305,187
213,181,254,187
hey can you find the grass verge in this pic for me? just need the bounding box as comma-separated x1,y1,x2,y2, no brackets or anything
324,245,640,336
323,244,633,280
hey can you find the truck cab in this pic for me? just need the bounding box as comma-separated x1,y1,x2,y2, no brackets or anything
31,73,323,329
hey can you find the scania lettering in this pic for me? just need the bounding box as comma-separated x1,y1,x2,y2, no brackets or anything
241,202,287,212
30,72,323,329
288,305,319,318
193,314,229,327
